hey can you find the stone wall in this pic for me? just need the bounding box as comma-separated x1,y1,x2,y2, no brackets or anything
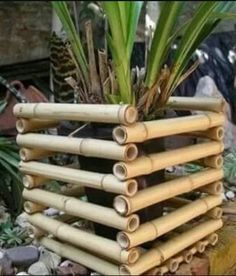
0,1,51,66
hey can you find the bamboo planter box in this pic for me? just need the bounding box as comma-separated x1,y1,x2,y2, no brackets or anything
14,97,225,275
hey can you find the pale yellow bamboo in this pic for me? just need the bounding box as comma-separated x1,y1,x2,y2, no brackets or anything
23,189,139,232
13,103,138,125
16,118,59,134
113,113,224,144
117,195,222,249
206,207,223,219
113,168,223,216
17,134,138,162
189,126,224,141
39,237,120,275
113,142,224,180
199,181,223,195
24,201,46,214
165,97,226,113
20,161,138,196
200,155,223,169
28,213,140,264
23,175,48,189
20,148,54,161
120,219,223,275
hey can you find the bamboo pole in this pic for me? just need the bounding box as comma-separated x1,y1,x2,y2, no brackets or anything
13,103,138,125
16,118,59,134
20,161,138,197
39,237,120,275
113,168,223,216
28,225,46,239
200,155,223,169
28,213,140,264
120,219,223,275
113,113,224,144
188,126,224,141
117,195,222,249
17,134,138,162
206,207,223,219
199,181,223,195
23,175,48,189
113,142,224,180
23,189,139,232
20,148,54,161
165,97,226,113
24,201,46,214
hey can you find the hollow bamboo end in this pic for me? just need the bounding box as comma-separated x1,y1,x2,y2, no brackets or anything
208,233,218,246
124,144,138,162
196,241,206,253
127,248,140,264
215,181,223,194
19,148,28,161
216,127,224,140
127,215,139,232
28,225,45,239
117,232,130,249
184,251,193,264
125,180,138,197
23,175,34,188
113,162,127,180
113,126,127,145
124,106,138,125
114,196,130,216
168,259,179,273
16,119,26,133
24,201,45,214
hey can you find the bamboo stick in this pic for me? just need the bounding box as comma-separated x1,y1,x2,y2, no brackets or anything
113,113,224,144
199,155,223,169
28,225,46,239
199,181,223,195
23,189,139,232
16,118,59,134
39,237,120,275
20,148,54,161
113,168,223,216
13,103,138,125
188,126,224,141
117,195,222,249
23,175,47,189
120,219,223,275
165,97,226,113
206,207,223,219
24,201,46,214
20,161,138,196
113,142,224,180
28,213,140,264
17,134,138,162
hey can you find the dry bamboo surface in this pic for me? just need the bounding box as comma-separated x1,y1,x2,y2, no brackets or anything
28,213,140,264
188,126,224,141
17,134,138,162
16,118,59,134
120,219,223,275
23,175,47,189
28,225,46,239
23,188,139,232
20,161,138,196
199,155,223,169
20,148,54,161
165,97,226,113
24,201,46,214
113,141,224,180
39,237,120,275
60,185,85,197
113,168,223,216
113,113,224,144
199,181,223,195
14,103,138,125
117,195,222,249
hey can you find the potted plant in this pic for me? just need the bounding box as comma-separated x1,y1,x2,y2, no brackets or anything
51,1,235,239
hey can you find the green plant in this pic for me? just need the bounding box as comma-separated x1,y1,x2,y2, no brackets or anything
52,1,236,119
0,137,23,216
0,217,28,248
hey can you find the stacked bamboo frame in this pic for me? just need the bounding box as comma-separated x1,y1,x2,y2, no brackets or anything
14,97,225,275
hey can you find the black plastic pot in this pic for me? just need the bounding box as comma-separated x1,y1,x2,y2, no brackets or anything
75,123,165,241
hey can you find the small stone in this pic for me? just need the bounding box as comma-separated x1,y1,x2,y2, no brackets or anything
16,272,29,275
6,246,39,266
0,254,14,275
39,247,61,269
226,191,235,200
57,260,88,275
28,261,50,275
43,208,60,217
15,213,31,229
